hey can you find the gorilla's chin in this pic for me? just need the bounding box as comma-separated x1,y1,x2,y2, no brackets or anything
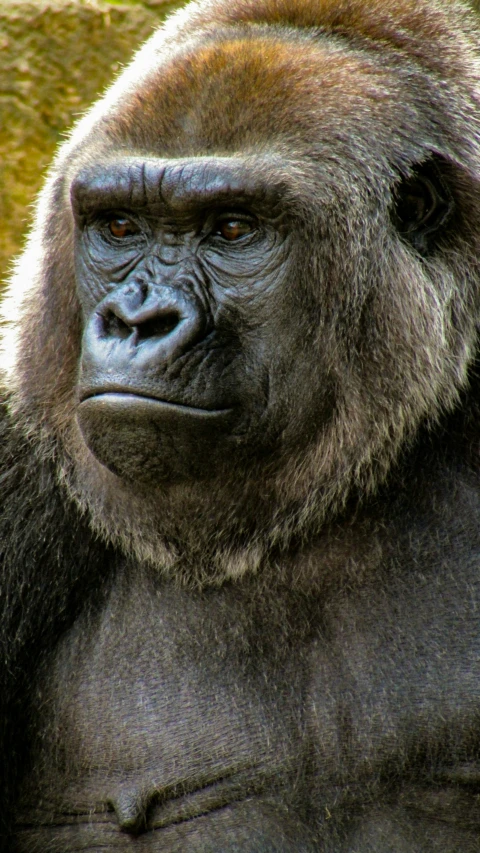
77,394,236,483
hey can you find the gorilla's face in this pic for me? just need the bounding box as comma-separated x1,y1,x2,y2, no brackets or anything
72,155,333,485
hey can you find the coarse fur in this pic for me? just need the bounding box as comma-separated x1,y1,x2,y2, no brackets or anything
1,0,480,849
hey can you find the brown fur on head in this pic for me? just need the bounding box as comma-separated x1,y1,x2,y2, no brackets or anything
2,0,480,584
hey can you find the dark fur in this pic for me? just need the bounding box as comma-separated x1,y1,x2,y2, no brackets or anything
2,0,480,849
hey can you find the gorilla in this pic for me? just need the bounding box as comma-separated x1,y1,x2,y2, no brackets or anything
1,0,480,849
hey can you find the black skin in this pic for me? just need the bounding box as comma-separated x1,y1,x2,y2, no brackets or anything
2,0,480,849
72,158,293,483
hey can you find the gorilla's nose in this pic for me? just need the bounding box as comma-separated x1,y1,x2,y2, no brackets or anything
89,281,207,365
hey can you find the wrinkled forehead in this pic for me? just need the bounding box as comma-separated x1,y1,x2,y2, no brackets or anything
100,29,410,161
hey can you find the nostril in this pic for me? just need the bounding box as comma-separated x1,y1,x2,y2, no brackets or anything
97,308,182,343
101,311,132,340
136,312,181,341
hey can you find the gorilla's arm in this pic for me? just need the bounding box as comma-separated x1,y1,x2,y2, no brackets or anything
0,398,112,840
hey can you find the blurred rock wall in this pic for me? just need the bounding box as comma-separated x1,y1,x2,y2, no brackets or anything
0,0,179,282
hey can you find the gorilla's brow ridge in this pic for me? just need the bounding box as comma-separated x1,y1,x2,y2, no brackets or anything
71,155,290,219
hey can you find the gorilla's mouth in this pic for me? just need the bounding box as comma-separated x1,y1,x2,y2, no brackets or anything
76,393,237,483
79,389,233,416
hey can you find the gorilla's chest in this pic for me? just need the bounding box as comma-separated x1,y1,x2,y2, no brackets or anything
15,566,480,851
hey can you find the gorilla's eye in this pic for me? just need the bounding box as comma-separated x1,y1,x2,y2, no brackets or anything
214,217,256,241
107,217,138,239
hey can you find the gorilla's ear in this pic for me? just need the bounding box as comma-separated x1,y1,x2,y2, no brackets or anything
392,158,454,253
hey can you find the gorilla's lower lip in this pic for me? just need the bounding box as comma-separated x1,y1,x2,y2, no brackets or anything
76,393,237,483
79,391,233,416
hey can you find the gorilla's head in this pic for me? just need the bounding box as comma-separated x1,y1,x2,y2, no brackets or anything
2,0,480,582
